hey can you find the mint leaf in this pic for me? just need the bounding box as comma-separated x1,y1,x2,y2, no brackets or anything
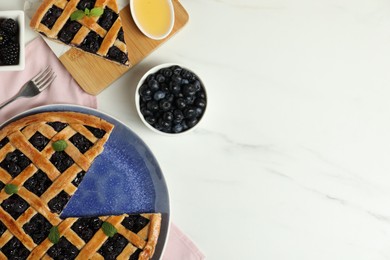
48,226,60,244
102,222,117,237
52,140,67,151
70,10,85,21
5,184,18,195
85,8,90,16
90,7,104,17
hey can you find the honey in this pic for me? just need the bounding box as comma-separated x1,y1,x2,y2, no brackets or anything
132,0,174,39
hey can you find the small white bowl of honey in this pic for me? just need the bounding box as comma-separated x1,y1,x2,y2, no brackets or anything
130,0,175,40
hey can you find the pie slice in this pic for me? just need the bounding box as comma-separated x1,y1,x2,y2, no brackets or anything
0,112,162,259
30,0,130,66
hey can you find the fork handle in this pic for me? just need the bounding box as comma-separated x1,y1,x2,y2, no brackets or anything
0,95,19,110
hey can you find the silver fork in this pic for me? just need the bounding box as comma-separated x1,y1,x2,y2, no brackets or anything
0,66,56,109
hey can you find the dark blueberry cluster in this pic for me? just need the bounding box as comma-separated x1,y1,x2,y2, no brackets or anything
1,237,30,259
50,151,74,173
71,217,103,243
72,171,86,187
47,237,79,260
80,31,103,54
130,249,142,260
138,65,207,133
41,6,63,29
121,215,149,233
0,150,31,177
98,233,128,259
85,125,106,138
47,121,69,132
98,8,118,31
0,220,7,236
0,180,4,191
77,0,97,10
48,190,70,214
29,131,50,151
23,214,52,244
107,46,128,65
69,133,93,153
0,137,9,148
24,169,53,197
1,194,29,220
0,18,19,65
58,20,82,44
117,28,124,42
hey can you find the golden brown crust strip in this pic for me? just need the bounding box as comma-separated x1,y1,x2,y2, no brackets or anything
0,112,114,140
139,213,162,260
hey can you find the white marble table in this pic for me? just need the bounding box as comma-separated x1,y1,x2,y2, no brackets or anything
3,0,390,259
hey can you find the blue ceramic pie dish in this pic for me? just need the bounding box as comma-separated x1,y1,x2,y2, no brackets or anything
0,104,170,260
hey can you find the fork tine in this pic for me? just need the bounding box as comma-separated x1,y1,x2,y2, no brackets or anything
32,66,50,82
38,73,56,91
35,69,54,86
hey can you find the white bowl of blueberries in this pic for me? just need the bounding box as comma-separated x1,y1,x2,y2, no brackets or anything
135,64,207,135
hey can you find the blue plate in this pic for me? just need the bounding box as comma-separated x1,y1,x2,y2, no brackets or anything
0,104,170,260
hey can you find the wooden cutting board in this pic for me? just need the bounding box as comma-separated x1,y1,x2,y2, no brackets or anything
59,0,189,95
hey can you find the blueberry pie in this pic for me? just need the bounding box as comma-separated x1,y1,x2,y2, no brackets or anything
0,112,162,259
30,0,130,66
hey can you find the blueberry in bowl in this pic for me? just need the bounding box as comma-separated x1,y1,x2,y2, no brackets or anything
0,10,25,71
136,64,207,135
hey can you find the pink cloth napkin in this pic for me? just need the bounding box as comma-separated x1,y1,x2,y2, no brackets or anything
0,37,96,124
0,36,204,259
163,223,205,260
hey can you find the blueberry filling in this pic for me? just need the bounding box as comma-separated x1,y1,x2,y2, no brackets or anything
24,170,53,197
50,151,74,173
72,171,86,187
58,20,82,44
130,249,142,260
98,8,118,31
47,237,79,260
107,46,128,65
117,28,124,42
1,194,29,220
0,137,9,149
0,220,7,236
121,215,149,234
0,180,4,191
71,217,103,243
41,5,63,29
77,0,97,10
69,133,93,153
80,31,103,53
85,125,106,138
23,214,52,244
29,132,49,151
48,190,70,214
47,121,69,132
0,149,31,177
98,233,128,259
1,237,30,259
